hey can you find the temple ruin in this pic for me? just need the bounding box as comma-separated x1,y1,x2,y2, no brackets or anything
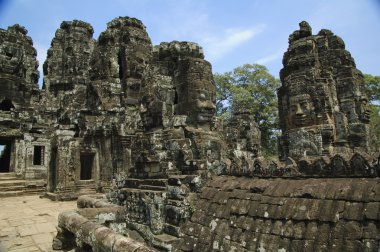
0,17,379,251
0,24,47,194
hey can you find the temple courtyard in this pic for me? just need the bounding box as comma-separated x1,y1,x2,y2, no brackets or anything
0,195,76,252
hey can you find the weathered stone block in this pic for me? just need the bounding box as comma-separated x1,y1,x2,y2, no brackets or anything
364,202,380,220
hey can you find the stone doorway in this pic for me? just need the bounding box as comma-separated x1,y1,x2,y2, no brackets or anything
0,98,15,111
80,153,95,180
0,138,13,173
48,147,58,192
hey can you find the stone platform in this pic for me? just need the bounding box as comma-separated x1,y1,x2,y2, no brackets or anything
0,195,76,252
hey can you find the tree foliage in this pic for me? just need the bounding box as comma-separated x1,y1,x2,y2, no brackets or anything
369,104,380,148
364,74,380,103
364,74,380,148
214,64,281,156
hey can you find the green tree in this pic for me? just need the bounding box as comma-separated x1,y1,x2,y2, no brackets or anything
364,74,380,102
364,74,380,148
369,104,380,148
214,64,281,156
214,73,233,119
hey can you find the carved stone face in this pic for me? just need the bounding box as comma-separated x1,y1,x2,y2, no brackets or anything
0,41,23,75
247,141,260,156
175,59,216,129
225,113,261,157
289,94,314,127
357,96,370,123
141,100,163,130
191,87,216,124
247,126,261,156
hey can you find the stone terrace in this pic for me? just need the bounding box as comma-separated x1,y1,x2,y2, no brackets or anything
0,195,76,252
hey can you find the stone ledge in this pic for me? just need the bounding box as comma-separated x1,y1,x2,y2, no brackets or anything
55,210,157,251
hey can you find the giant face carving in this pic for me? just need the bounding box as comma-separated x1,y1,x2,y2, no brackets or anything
235,113,261,156
190,86,215,124
141,99,163,130
289,94,314,128
0,41,23,75
357,96,370,123
175,59,216,129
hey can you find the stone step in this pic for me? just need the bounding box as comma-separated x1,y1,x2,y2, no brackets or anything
25,179,46,187
139,185,167,191
154,232,180,244
43,188,96,201
0,188,45,198
0,177,46,197
124,178,168,189
139,179,168,187
166,199,186,207
0,172,18,179
77,188,97,195
0,191,24,197
168,175,198,185
23,188,46,195
1,185,25,191
0,180,26,187
167,169,181,174
0,175,19,180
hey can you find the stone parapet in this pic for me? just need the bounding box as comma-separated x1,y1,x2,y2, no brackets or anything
54,210,157,251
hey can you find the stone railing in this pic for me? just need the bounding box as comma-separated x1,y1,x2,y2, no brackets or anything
54,210,157,251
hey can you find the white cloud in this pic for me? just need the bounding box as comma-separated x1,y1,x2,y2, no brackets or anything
201,25,265,62
149,2,212,44
255,51,282,65
146,2,265,63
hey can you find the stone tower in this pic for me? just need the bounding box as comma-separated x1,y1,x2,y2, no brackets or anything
0,24,39,107
0,25,50,181
278,21,378,176
43,20,95,94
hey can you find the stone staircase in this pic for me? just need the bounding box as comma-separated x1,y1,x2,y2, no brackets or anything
0,172,46,197
43,180,98,201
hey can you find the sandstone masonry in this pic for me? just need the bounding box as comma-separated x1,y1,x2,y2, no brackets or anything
0,17,379,251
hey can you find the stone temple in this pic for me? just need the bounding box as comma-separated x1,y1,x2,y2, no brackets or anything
0,17,379,251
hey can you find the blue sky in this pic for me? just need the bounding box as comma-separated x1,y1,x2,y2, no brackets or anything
0,0,379,87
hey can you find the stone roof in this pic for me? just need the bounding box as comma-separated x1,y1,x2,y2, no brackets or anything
178,176,380,251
